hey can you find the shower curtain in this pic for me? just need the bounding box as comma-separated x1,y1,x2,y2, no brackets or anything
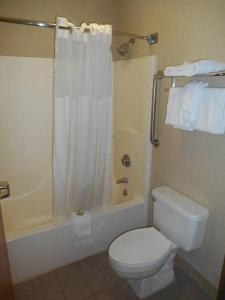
53,17,112,216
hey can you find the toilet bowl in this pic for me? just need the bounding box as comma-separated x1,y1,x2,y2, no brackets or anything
109,227,177,298
109,227,175,279
108,186,209,299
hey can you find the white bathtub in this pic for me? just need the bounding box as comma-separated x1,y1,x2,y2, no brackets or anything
7,196,147,283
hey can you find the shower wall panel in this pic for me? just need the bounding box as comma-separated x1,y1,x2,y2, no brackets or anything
113,56,157,203
0,56,53,231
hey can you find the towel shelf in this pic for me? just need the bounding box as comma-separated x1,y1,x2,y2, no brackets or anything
150,70,225,147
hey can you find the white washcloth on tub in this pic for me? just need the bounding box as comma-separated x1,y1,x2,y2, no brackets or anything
181,81,209,123
164,60,225,76
193,88,225,134
165,87,193,131
70,210,92,238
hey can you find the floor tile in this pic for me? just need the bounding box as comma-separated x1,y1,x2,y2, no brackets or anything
174,269,211,300
77,252,111,276
96,281,138,300
97,252,110,268
14,280,35,300
87,265,121,294
56,262,85,283
13,254,211,300
145,268,211,300
32,271,65,300
77,254,103,276
56,263,92,300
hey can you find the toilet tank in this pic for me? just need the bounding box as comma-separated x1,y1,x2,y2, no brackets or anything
152,186,209,251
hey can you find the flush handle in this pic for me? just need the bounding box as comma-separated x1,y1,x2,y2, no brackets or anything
0,181,10,199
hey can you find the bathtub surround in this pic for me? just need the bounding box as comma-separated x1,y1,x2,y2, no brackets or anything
0,56,53,231
53,17,113,216
0,54,156,232
113,56,157,204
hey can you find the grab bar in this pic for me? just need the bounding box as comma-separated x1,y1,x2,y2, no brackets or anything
150,71,163,147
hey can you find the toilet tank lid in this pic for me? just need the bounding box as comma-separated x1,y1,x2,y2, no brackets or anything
152,186,209,221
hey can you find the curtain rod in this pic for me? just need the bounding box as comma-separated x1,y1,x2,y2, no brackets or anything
0,16,158,45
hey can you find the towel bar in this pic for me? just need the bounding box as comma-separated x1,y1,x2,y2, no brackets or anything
150,70,225,146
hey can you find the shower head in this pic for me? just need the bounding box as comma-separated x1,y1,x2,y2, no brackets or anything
117,38,135,56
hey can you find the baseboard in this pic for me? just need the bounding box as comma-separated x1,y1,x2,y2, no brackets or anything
175,254,217,299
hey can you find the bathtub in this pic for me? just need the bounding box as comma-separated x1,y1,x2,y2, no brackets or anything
7,195,148,283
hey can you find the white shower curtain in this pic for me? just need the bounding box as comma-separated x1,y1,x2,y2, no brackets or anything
53,17,112,216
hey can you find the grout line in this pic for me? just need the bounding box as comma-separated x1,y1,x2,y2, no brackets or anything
92,286,113,298
54,270,67,300
30,278,38,300
90,277,124,298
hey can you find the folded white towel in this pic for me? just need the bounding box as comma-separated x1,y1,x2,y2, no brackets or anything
165,87,193,131
166,84,225,134
164,60,225,77
193,88,225,134
181,81,208,123
70,210,92,238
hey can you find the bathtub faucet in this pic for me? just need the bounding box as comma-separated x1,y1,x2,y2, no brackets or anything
116,177,128,184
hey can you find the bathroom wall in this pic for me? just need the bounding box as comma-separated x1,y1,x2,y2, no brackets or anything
113,56,157,205
117,0,225,288
0,0,119,58
2,0,225,289
0,0,119,232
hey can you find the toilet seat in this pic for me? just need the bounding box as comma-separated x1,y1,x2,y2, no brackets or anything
109,227,172,276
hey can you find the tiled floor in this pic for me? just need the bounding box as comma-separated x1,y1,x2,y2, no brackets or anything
14,252,211,300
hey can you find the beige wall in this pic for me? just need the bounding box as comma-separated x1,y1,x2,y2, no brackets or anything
0,0,119,57
117,0,225,288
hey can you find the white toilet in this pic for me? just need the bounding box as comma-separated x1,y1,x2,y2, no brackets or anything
108,186,209,298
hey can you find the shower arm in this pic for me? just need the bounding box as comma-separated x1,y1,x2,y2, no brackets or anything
0,16,158,45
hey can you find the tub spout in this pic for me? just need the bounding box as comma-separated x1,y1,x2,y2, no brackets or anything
116,177,128,184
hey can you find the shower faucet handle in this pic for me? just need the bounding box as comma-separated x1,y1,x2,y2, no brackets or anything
0,181,10,199
121,154,131,167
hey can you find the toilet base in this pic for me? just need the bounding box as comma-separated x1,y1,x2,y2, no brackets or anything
128,265,175,299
